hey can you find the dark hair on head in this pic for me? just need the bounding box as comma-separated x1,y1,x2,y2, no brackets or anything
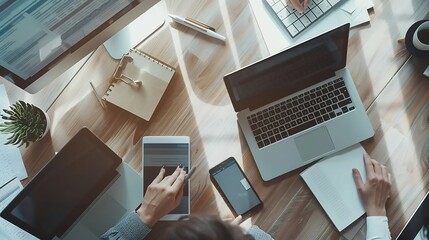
158,215,255,240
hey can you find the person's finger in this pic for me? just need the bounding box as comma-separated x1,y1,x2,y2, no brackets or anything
231,215,243,225
295,0,307,12
286,0,304,12
381,165,388,181
174,187,184,206
295,4,305,13
171,169,186,192
363,152,375,179
165,165,182,185
388,173,392,185
352,168,364,193
372,159,382,176
153,166,165,184
302,0,310,10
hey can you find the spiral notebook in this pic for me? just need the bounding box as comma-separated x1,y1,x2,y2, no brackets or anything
103,49,175,121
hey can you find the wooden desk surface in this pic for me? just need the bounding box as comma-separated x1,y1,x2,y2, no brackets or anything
2,0,429,239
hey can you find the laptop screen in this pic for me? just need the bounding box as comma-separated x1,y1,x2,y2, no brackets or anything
224,24,349,112
0,128,121,240
397,191,429,240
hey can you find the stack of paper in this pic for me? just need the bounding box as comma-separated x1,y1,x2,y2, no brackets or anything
0,85,32,239
249,0,375,54
0,84,28,182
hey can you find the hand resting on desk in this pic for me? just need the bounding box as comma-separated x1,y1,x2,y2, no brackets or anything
353,152,392,240
352,152,391,216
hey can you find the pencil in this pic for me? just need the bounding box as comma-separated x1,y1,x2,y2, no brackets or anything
89,81,106,109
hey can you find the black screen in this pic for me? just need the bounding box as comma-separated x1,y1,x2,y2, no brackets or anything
0,128,121,239
224,24,350,112
397,191,429,240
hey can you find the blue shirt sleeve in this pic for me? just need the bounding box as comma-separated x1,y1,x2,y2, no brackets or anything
247,225,273,240
100,212,151,240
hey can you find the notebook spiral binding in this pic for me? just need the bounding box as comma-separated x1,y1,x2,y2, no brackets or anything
131,49,174,72
103,85,114,99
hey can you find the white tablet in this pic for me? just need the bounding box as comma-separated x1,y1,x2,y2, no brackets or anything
142,136,190,221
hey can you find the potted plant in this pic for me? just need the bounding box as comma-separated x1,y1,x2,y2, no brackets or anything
0,100,50,147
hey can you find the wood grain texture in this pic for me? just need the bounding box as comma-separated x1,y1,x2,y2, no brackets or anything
363,57,429,238
347,0,429,109
1,0,429,239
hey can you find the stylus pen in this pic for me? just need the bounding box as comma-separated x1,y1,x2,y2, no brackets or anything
184,166,196,182
168,14,226,41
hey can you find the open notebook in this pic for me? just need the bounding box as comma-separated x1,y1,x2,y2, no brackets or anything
103,49,175,121
300,144,367,232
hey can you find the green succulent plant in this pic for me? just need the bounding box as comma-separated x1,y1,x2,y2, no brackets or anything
0,100,48,147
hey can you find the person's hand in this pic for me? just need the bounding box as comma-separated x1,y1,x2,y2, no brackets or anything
222,215,242,225
352,152,392,216
286,0,310,13
137,166,186,227
231,215,243,225
223,215,252,232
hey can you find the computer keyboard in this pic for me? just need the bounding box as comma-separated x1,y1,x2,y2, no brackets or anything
265,0,341,37
247,77,355,149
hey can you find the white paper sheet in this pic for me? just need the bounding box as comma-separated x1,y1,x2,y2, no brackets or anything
0,84,28,181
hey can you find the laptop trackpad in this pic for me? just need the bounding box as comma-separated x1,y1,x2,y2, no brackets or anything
294,126,335,162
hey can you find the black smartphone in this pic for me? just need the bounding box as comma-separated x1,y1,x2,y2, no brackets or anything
209,157,263,217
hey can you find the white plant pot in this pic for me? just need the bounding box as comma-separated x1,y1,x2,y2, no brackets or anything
38,108,50,140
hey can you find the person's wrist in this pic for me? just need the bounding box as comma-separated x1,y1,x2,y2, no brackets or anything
239,217,253,232
136,205,157,227
366,206,387,216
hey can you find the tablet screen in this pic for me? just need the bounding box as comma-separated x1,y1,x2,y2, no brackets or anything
143,143,189,216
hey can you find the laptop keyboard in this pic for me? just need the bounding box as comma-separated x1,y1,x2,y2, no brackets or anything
265,0,341,37
247,77,355,149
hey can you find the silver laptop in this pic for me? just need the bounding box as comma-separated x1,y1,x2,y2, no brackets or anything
0,128,142,239
223,24,374,181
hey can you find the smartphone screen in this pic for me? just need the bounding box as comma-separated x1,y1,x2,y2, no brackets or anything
210,157,262,216
143,139,190,219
